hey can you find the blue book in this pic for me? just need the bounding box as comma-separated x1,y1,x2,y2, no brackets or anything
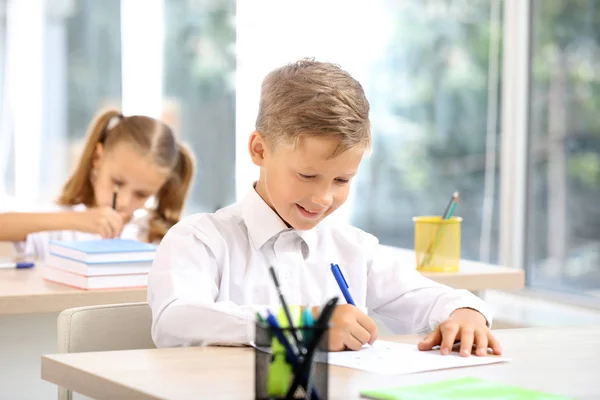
48,239,157,264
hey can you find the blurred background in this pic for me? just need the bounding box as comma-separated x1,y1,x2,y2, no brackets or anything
2,0,600,324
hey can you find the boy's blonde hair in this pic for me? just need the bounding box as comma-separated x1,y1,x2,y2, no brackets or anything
255,58,371,156
58,109,195,243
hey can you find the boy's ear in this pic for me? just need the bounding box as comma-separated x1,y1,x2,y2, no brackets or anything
248,131,268,166
92,143,104,169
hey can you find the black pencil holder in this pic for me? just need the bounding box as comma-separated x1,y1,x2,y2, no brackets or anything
254,322,329,400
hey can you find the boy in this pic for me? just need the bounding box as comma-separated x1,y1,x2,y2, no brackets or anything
148,58,502,357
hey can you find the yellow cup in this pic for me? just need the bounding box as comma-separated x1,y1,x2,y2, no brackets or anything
413,216,462,272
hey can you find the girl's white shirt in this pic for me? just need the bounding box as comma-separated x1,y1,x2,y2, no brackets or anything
11,203,149,260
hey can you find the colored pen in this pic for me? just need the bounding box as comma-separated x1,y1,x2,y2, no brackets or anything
112,187,118,210
256,311,266,324
330,263,355,305
268,266,304,350
266,309,321,400
0,261,35,269
442,191,459,220
265,310,298,361
286,297,339,400
301,307,315,344
266,309,295,398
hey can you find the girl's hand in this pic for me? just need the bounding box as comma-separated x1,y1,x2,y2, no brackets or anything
72,207,125,238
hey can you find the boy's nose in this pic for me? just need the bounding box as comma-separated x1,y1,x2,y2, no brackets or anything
311,191,333,208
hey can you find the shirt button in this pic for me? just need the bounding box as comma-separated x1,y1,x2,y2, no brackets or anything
283,271,292,280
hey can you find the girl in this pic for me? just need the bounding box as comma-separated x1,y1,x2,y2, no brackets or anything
0,109,195,259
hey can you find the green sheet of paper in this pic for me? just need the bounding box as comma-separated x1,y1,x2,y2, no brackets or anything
360,377,573,400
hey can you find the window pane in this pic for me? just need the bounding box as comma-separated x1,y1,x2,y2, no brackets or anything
40,0,122,202
65,0,122,140
528,0,600,297
0,0,10,196
351,1,502,264
163,0,236,214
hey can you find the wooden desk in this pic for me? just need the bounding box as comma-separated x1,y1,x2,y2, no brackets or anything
381,246,524,292
41,326,600,400
0,247,523,315
0,247,522,399
0,266,145,315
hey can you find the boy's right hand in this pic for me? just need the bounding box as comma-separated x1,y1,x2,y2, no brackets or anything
73,207,124,238
323,304,378,351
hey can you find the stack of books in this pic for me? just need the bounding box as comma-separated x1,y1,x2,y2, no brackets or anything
42,239,157,290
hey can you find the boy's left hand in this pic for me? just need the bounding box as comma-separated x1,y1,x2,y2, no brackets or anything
417,308,502,357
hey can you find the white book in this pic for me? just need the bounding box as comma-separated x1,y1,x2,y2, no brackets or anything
49,239,156,263
42,266,148,290
45,253,152,276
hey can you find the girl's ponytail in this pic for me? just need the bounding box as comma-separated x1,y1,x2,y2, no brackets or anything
58,109,122,206
147,143,195,243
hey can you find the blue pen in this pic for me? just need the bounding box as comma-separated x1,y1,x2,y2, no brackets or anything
265,310,321,400
330,263,355,306
0,261,35,269
265,310,298,361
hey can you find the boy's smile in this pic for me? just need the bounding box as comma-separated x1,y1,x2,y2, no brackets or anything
250,133,364,230
296,204,323,219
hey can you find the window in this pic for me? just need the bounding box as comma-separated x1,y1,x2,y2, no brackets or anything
527,0,600,297
12,0,600,306
163,0,236,214
65,0,122,141
1,0,236,215
350,1,503,264
58,0,122,196
0,0,10,197
236,2,503,265
3,0,122,205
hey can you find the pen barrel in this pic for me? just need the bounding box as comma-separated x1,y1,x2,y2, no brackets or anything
255,322,329,400
331,265,355,306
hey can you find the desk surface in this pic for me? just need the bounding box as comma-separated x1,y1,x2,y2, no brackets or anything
42,326,600,400
1,248,524,315
0,266,146,315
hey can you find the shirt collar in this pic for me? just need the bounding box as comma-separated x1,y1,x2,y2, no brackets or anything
295,228,318,260
241,185,318,258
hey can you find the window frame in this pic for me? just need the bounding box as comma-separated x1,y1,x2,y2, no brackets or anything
499,0,531,273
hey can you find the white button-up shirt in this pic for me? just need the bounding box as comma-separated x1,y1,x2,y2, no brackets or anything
11,204,149,260
148,187,492,348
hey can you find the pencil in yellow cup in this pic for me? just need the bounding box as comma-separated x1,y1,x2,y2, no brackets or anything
415,191,461,272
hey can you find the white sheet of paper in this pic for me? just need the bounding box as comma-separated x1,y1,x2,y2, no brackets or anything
327,340,509,375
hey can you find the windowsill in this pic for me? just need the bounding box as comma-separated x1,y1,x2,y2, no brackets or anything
494,286,600,311
382,244,600,312
380,245,600,327
485,289,600,328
